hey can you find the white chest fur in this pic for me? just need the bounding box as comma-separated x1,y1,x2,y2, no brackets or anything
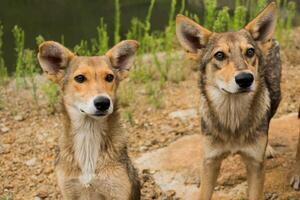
73,119,105,186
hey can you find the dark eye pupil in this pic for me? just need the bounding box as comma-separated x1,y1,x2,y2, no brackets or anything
214,51,225,61
105,74,114,82
74,75,86,83
246,48,255,57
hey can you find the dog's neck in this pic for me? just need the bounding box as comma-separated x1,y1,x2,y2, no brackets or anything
201,84,270,136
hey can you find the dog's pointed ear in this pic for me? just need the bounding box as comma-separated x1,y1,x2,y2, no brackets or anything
176,14,212,53
106,40,139,80
38,41,74,83
245,2,277,45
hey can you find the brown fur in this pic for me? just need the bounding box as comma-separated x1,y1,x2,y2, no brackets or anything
176,2,280,200
38,41,140,200
290,108,300,190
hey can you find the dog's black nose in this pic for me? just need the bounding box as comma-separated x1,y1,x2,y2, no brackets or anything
94,96,111,111
235,73,254,88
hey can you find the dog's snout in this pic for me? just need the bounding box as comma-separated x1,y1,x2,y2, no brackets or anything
94,96,111,111
235,73,254,88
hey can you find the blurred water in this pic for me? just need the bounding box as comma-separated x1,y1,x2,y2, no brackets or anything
0,0,299,73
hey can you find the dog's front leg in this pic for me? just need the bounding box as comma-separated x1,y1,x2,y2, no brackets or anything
241,135,267,200
290,127,300,190
199,156,223,200
198,137,226,200
243,156,265,200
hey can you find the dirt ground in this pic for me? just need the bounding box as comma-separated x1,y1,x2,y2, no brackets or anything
0,28,300,200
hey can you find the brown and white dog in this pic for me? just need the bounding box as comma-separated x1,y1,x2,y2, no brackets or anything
176,2,281,200
38,40,140,199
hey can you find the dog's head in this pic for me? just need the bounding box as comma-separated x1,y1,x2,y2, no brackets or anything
176,2,277,94
38,40,139,119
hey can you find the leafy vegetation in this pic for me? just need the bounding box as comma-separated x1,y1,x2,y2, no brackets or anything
0,0,297,116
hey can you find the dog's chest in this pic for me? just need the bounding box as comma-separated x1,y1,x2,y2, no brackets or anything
74,125,103,186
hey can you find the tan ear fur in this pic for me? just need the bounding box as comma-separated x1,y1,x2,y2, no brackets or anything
245,2,277,54
176,14,212,53
106,40,139,80
38,41,74,83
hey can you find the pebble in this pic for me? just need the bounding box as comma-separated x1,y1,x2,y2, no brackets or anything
14,115,24,121
0,126,10,133
25,158,37,166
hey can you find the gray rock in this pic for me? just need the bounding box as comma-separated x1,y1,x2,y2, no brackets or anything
168,108,198,121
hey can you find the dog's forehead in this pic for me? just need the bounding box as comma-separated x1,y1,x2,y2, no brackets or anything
70,56,111,70
210,31,253,49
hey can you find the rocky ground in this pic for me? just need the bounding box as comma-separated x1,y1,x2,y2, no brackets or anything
0,28,300,200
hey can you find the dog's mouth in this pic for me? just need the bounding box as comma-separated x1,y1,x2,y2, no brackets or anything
221,88,253,94
80,109,108,117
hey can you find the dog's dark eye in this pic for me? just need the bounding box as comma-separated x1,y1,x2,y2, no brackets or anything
246,48,255,58
105,74,114,82
214,51,225,61
74,75,86,83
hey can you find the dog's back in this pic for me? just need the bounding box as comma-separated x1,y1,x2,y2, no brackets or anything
265,41,281,119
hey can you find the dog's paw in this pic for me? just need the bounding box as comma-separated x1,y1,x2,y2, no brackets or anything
265,144,277,159
290,172,300,190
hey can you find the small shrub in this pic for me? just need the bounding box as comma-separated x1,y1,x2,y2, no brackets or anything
93,18,109,55
74,40,91,56
118,81,135,107
114,0,121,44
35,35,45,47
41,82,59,113
0,21,8,85
145,80,163,109
12,25,25,89
232,5,247,30
23,49,39,103
204,0,217,29
213,7,230,32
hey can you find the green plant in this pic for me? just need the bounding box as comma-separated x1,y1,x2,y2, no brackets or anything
114,0,121,44
118,82,135,107
36,35,45,47
0,192,12,200
164,0,177,51
213,7,230,32
0,21,8,85
41,82,59,113
204,0,217,29
93,18,109,55
74,40,91,56
145,80,163,109
123,109,135,126
232,2,247,30
12,25,25,88
23,49,39,103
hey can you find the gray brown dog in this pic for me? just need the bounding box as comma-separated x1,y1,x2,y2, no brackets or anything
38,40,140,199
176,2,280,200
